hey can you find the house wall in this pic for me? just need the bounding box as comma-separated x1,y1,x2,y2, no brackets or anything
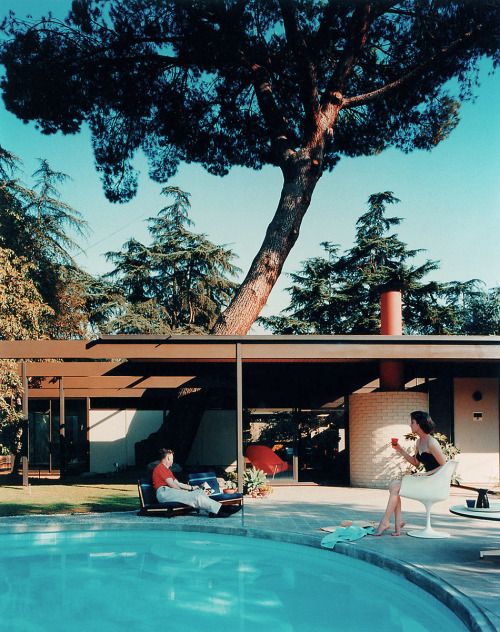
89,409,163,473
349,391,428,488
88,408,237,474
87,377,500,484
453,378,499,487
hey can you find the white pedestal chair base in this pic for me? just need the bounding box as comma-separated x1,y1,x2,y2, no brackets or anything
407,528,450,539
399,460,458,541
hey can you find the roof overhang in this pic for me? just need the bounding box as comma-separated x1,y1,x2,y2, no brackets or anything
2,335,498,403
1,334,500,361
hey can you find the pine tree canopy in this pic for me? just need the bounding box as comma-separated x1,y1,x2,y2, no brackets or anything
103,186,240,333
2,1,498,333
2,1,498,201
0,149,113,339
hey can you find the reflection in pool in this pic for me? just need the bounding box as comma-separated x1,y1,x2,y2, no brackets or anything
0,530,468,632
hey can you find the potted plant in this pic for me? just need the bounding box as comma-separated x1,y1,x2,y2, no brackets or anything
243,467,268,496
258,484,274,497
222,479,237,493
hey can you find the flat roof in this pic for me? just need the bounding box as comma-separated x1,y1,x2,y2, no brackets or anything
1,334,500,361
2,335,498,402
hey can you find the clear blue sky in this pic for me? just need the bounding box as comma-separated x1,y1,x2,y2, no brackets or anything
1,1,499,333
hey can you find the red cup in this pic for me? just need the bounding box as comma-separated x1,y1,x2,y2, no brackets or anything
391,438,398,447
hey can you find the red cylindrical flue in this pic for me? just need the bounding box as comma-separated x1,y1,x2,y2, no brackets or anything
380,289,404,390
380,290,403,335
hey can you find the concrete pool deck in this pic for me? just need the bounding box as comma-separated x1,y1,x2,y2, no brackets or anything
1,484,498,630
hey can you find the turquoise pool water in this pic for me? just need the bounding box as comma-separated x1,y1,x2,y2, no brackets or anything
0,529,468,632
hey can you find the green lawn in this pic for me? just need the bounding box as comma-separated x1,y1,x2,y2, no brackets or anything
0,476,140,517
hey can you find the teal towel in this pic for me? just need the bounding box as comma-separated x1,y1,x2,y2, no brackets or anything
321,524,374,549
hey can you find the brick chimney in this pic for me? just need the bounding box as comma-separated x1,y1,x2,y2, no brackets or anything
380,287,404,391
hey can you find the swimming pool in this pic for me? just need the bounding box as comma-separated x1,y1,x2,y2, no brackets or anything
0,529,471,632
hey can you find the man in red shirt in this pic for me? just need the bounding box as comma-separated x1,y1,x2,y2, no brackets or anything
152,448,236,518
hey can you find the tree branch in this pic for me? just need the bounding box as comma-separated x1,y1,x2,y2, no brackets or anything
322,4,373,106
315,1,348,49
18,17,184,66
278,0,320,130
243,57,296,163
343,23,485,109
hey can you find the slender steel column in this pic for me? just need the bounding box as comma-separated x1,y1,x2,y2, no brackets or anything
21,362,28,418
236,343,244,493
59,377,66,478
21,362,29,486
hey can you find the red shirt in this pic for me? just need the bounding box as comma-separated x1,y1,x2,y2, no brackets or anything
152,462,175,490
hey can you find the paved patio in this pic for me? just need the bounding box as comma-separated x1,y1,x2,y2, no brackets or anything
0,484,498,630
242,485,500,628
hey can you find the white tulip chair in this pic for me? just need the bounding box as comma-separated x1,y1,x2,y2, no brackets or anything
399,459,458,539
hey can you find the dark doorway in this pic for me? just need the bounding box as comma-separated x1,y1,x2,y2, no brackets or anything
28,399,88,476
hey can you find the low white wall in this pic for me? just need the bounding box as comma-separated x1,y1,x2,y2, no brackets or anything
89,408,237,474
349,391,428,488
89,409,163,473
454,378,499,487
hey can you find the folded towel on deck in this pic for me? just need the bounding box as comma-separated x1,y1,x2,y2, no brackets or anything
320,524,374,549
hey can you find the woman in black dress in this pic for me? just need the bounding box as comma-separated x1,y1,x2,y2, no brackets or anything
373,411,446,536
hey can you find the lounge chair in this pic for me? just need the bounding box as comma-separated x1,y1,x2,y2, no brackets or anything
399,459,459,538
187,471,244,509
137,477,199,518
246,445,289,478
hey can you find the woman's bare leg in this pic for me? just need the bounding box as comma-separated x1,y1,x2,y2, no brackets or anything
373,481,401,536
392,496,405,536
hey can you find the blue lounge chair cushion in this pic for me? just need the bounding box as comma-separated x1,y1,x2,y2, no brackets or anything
138,478,192,511
187,472,222,493
187,472,243,504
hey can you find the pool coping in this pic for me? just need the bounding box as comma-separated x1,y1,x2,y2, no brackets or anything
0,517,495,632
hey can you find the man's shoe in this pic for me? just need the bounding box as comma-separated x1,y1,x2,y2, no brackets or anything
225,504,242,515
209,510,231,518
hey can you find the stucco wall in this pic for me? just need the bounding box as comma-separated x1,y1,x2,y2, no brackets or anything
349,391,428,488
89,408,238,474
89,409,163,473
454,378,499,486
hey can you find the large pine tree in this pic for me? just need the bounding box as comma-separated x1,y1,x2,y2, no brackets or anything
0,152,105,338
1,1,498,335
103,186,240,334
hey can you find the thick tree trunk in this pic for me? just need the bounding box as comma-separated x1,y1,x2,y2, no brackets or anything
213,153,322,334
136,151,325,469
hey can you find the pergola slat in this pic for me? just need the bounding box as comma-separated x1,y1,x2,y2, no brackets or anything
27,375,196,389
